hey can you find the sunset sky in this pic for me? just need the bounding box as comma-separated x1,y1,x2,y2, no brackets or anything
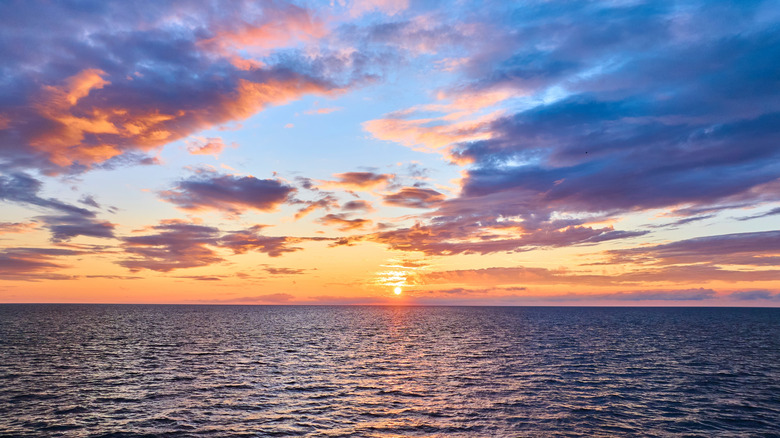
1,0,778,305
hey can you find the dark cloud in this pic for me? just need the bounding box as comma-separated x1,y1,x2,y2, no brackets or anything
0,173,92,217
118,219,334,272
604,230,780,267
0,247,83,281
341,199,373,212
383,187,445,209
78,195,100,209
359,1,780,256
38,214,116,242
119,221,223,272
160,172,295,215
737,207,780,222
728,290,780,301
1,172,115,241
444,1,780,224
646,214,717,229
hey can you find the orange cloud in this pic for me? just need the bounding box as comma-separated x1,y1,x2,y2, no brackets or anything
16,69,336,172
318,213,372,231
0,222,38,234
187,137,234,157
305,106,343,115
198,4,326,55
363,110,497,159
318,172,394,190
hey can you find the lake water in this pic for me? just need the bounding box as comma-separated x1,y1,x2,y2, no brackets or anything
1,305,778,437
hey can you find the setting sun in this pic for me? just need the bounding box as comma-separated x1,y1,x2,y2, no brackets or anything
394,287,402,295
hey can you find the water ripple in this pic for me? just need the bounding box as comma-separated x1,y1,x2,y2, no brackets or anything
1,305,779,437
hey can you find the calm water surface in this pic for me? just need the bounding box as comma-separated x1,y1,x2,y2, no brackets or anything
0,305,779,437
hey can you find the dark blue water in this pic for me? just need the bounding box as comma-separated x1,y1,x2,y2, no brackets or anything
0,305,778,437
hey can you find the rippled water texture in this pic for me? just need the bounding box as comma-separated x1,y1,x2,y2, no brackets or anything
1,305,779,437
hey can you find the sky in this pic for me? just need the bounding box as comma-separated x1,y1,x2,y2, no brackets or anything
0,0,779,305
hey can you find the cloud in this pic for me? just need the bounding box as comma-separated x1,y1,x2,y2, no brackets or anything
0,173,92,217
0,172,115,241
293,194,339,220
0,2,359,174
0,247,82,281
363,110,496,156
38,214,116,242
174,275,223,281
417,287,717,302
348,0,409,17
441,2,780,223
305,106,343,115
218,225,305,257
383,187,445,208
737,206,780,222
728,290,780,301
0,222,38,235
118,219,329,272
348,219,646,256
264,267,306,275
413,260,780,288
414,287,509,296
320,172,394,190
119,220,223,272
85,275,143,280
187,137,234,157
341,199,373,212
318,213,372,232
160,172,295,215
78,195,100,209
190,293,296,304
197,3,326,56
604,230,780,267
354,1,780,259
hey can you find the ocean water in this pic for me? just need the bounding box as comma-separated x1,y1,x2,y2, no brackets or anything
0,305,778,437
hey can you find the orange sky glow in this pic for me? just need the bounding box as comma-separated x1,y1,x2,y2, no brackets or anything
1,1,779,306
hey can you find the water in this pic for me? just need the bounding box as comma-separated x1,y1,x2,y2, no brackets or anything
0,305,778,437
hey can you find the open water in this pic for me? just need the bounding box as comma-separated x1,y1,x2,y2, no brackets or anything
0,305,778,437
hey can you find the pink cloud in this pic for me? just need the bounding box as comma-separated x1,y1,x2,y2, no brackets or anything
318,213,373,232
0,222,38,235
319,172,395,190
187,137,235,157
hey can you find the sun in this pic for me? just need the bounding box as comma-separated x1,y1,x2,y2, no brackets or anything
394,286,402,295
